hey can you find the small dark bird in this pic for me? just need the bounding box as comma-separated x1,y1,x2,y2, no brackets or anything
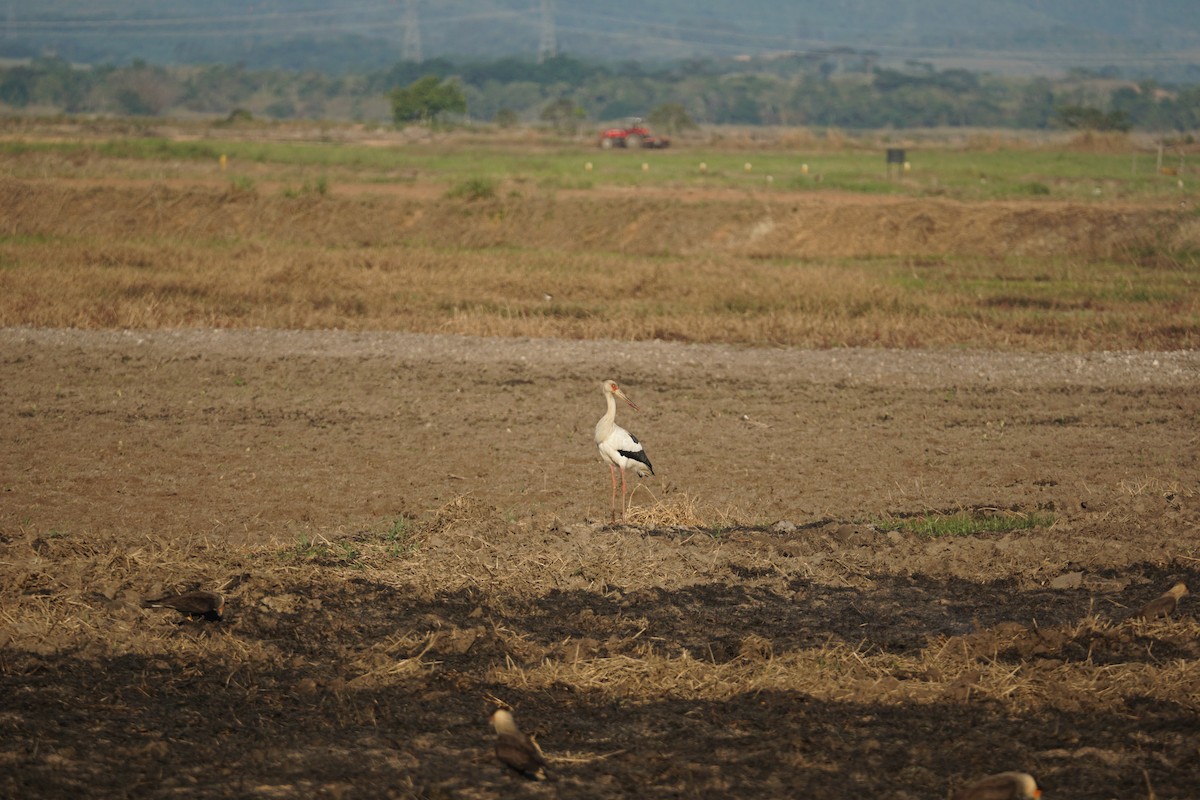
142,590,225,622
1131,582,1189,621
490,708,547,781
953,771,1041,800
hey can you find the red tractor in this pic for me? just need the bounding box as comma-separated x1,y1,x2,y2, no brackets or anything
597,117,670,149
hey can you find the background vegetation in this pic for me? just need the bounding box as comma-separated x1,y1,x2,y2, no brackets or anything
1,53,1199,132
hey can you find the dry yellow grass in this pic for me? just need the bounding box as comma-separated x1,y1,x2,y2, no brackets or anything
491,617,1200,714
2,178,1197,349
621,490,741,529
9,515,1197,723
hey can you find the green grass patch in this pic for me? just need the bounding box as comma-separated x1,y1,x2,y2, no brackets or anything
446,176,498,201
874,508,1055,538
279,535,361,566
281,176,330,198
2,135,1192,201
228,175,257,194
383,516,419,557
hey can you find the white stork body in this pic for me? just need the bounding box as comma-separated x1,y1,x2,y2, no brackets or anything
595,379,654,520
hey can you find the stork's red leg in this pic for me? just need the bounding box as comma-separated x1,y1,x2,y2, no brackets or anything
609,463,618,521
620,466,628,520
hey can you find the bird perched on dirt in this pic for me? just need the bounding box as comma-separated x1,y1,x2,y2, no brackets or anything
952,771,1042,800
142,590,225,622
1131,581,1189,620
490,708,548,781
595,379,654,521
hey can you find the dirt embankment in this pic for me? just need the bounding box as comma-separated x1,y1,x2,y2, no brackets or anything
2,178,1196,261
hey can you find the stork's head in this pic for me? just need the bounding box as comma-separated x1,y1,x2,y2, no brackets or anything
602,379,640,411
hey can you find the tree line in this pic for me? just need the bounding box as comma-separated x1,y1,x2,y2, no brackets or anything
1,54,1197,133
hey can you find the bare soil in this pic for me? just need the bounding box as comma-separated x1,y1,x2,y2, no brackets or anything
2,327,1199,799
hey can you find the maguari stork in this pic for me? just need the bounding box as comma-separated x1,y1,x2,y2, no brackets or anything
594,379,654,520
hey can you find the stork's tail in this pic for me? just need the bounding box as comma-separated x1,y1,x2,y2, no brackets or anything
625,450,654,477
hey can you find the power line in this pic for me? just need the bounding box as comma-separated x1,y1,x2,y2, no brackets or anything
401,0,421,62
4,6,525,35
536,0,555,64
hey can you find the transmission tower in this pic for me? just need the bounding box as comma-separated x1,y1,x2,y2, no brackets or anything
537,0,556,64
402,0,423,63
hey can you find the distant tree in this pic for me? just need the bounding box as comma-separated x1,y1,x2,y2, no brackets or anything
1173,86,1200,130
114,88,155,116
265,100,296,119
494,107,519,128
0,66,32,105
647,102,696,135
873,68,917,92
536,55,602,86
1056,105,1132,132
712,74,774,124
9,49,1200,132
108,62,180,115
930,69,979,93
372,58,455,94
1015,78,1057,128
389,75,466,126
0,55,91,109
540,97,585,134
181,64,258,113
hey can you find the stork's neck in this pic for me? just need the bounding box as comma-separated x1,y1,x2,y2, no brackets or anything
595,391,617,441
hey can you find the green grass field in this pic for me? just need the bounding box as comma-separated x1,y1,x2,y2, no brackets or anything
0,125,1193,202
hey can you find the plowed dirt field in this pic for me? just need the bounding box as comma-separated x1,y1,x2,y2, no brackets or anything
3,326,1199,799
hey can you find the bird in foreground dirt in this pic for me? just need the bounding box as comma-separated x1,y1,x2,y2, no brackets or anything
142,590,225,622
952,771,1042,800
1130,581,1189,621
594,379,654,521
490,708,547,781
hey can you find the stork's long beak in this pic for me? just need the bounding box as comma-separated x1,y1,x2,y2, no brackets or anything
616,388,640,411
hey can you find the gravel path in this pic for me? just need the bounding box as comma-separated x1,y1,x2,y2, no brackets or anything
6,326,1197,389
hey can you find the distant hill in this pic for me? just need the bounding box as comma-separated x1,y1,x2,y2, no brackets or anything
4,1,1198,79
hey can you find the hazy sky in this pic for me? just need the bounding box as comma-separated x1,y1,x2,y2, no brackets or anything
4,1,1197,75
